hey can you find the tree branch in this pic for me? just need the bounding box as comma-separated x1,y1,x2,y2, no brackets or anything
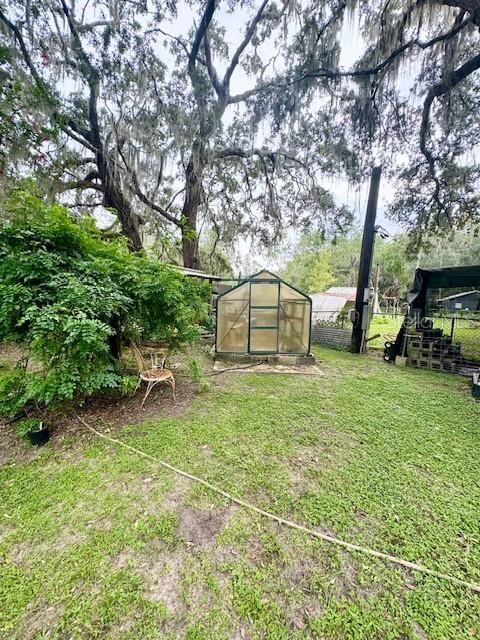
298,15,474,83
59,0,98,81
419,51,480,205
54,178,104,193
215,146,305,167
0,8,45,88
59,0,101,148
165,187,186,212
223,0,269,91
75,156,97,166
146,27,191,56
77,20,113,32
116,143,181,226
0,6,96,150
204,32,224,98
188,0,216,76
227,12,473,103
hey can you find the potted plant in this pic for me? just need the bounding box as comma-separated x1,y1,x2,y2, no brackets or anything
16,418,50,446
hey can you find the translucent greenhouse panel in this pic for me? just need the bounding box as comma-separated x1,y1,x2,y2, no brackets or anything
216,283,249,352
221,282,249,302
250,282,279,306
279,282,308,302
250,307,277,327
250,328,277,352
251,270,277,280
278,301,310,353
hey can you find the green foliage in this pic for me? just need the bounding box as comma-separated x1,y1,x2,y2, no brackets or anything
0,189,210,413
0,362,29,418
15,417,41,438
281,233,336,293
185,354,211,393
198,380,211,393
120,375,139,395
280,230,480,300
186,357,204,383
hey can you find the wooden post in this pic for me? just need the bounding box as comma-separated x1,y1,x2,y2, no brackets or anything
351,166,382,354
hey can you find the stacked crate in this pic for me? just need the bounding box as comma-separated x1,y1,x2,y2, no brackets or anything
406,329,463,373
472,371,480,398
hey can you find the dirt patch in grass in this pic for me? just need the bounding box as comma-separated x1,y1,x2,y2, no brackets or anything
112,547,188,636
179,505,236,547
162,475,191,510
0,422,41,467
213,360,325,376
0,342,26,365
0,375,200,466
20,602,64,640
10,530,85,567
140,551,186,613
0,343,217,463
0,383,203,484
54,375,199,432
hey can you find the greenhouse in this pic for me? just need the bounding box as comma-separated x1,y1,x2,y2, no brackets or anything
215,270,312,355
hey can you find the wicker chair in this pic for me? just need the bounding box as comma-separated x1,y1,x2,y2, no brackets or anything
131,342,176,408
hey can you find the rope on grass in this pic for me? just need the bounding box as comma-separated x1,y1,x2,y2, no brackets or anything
76,415,480,595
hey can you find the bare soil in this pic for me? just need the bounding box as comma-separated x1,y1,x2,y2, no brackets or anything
50,373,199,433
0,340,211,463
178,505,236,548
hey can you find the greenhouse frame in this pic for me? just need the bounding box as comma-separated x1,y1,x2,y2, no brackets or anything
215,270,312,356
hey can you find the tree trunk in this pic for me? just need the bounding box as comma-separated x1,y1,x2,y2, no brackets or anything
103,184,143,252
181,153,203,269
108,315,122,360
182,230,200,270
97,150,143,252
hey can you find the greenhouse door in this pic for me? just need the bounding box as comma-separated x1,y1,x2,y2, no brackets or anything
249,281,280,353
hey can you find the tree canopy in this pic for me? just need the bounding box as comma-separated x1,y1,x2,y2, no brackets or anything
262,0,480,243
1,1,479,265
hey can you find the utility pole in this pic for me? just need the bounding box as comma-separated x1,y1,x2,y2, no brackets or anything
351,166,382,353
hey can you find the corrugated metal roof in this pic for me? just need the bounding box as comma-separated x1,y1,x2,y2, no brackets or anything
171,266,224,280
310,293,350,321
325,286,357,300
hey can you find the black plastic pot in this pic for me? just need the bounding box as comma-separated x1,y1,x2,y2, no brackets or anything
27,422,50,446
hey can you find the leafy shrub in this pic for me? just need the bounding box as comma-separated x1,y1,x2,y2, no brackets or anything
0,188,210,414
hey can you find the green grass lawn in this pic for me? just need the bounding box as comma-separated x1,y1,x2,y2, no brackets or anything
368,315,403,350
1,347,479,639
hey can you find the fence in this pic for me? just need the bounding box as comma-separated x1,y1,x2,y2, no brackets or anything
311,309,352,350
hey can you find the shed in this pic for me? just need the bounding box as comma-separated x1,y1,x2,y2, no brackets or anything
215,270,311,355
310,291,355,322
437,290,480,312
